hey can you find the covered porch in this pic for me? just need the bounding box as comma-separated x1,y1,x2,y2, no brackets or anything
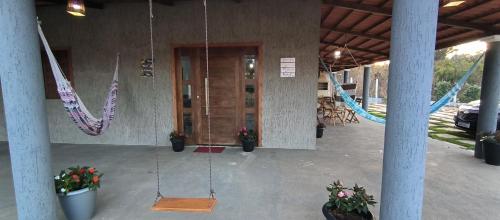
1,119,500,219
1,0,500,219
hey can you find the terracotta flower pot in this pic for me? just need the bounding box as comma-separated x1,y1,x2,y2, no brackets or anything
58,188,96,220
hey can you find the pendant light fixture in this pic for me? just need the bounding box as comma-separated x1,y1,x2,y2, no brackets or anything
66,0,86,17
443,1,465,7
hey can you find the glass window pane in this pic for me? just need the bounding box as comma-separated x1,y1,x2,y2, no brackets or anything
245,84,255,107
183,113,192,135
244,55,256,80
246,113,255,131
181,56,191,81
183,84,192,108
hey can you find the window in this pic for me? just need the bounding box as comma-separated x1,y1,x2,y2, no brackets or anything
41,50,72,99
318,82,328,90
243,53,258,136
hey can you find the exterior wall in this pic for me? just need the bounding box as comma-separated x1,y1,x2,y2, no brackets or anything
0,0,320,149
317,72,333,97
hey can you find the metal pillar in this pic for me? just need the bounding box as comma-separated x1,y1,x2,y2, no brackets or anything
362,65,371,110
0,1,57,219
380,0,439,220
343,70,349,84
475,38,500,159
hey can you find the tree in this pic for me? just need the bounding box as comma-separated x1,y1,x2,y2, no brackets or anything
432,81,452,101
458,83,481,103
434,47,456,61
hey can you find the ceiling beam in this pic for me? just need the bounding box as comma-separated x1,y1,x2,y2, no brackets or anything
323,0,498,34
154,0,175,6
321,27,390,42
40,0,104,9
321,41,389,57
323,0,391,16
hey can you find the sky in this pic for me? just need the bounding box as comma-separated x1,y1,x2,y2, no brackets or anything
446,40,487,58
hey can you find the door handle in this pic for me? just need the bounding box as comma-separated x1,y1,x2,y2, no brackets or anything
205,77,209,116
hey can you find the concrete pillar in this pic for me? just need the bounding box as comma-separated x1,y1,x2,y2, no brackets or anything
343,70,349,84
380,0,439,220
362,65,371,110
0,1,57,220
475,38,500,159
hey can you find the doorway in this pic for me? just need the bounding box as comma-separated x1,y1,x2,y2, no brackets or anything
174,46,260,146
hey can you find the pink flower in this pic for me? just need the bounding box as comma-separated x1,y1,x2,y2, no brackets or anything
337,191,345,198
242,127,247,132
344,190,353,197
243,132,248,136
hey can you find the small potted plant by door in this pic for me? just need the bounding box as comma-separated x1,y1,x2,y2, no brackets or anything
55,166,103,220
317,122,326,138
238,127,257,152
482,131,500,166
322,180,376,220
170,130,186,152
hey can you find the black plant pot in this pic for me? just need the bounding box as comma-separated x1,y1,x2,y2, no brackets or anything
483,139,500,166
322,203,373,220
170,139,185,152
242,139,255,152
317,127,325,138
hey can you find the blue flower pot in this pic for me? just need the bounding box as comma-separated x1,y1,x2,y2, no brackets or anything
58,188,96,220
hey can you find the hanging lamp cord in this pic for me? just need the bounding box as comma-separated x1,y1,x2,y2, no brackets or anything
203,0,215,200
148,0,163,203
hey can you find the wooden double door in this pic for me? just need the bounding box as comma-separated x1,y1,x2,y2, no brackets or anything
175,47,258,145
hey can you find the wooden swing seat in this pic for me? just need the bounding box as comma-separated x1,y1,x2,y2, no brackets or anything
151,197,217,212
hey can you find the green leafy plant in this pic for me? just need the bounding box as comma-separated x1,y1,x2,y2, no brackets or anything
326,180,376,217
55,166,103,195
169,130,186,141
481,131,500,143
238,127,257,142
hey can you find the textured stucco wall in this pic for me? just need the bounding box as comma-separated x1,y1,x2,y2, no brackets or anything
0,0,319,149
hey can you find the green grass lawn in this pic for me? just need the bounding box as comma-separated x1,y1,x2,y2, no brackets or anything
367,109,475,150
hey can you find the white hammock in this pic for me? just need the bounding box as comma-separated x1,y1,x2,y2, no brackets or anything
37,23,119,136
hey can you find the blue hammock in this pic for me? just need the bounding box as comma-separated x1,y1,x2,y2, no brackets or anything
320,54,484,124
429,53,484,113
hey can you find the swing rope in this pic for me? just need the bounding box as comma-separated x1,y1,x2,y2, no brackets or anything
150,0,215,204
203,0,216,199
148,0,163,202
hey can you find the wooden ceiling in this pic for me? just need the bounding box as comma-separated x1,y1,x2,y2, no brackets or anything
321,0,500,70
35,0,239,8
36,0,500,71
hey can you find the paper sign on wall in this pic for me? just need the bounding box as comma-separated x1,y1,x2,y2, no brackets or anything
280,57,295,77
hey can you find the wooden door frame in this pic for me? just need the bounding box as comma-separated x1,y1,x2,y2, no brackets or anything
170,42,263,146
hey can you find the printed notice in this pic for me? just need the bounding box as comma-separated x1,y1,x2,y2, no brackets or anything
280,57,295,77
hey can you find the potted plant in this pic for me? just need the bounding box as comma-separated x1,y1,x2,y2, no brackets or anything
323,180,376,220
55,166,103,220
482,131,500,166
238,127,257,152
170,130,186,152
317,122,326,138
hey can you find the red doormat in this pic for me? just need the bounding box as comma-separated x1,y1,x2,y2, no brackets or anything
194,146,225,153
